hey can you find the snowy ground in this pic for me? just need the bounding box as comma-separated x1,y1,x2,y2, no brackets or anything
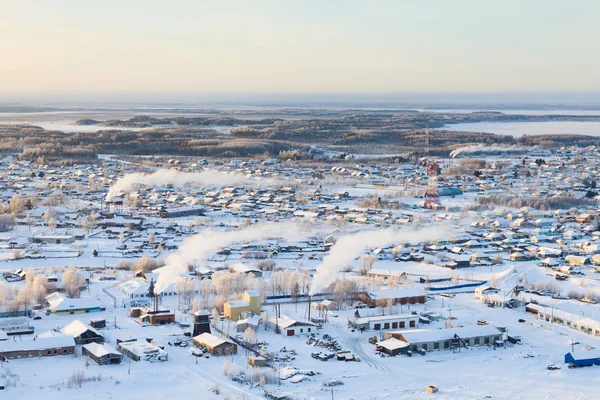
2,273,600,400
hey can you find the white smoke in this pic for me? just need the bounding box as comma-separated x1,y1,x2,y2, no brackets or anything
106,169,270,201
309,225,450,295
155,221,307,293
450,144,529,158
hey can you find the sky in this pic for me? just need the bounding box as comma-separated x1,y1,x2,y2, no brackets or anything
0,0,599,103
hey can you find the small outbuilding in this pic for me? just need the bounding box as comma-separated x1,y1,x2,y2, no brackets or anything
82,342,122,365
565,352,600,367
376,337,409,356
193,333,237,356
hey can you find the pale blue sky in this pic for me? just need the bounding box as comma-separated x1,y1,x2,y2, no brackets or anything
0,0,598,98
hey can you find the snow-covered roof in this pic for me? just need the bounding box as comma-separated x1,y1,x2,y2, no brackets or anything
83,342,120,357
365,288,426,300
377,337,409,351
61,320,100,338
0,317,30,328
269,315,315,329
45,292,102,312
0,335,74,352
354,313,416,325
229,264,261,274
194,332,230,348
227,300,249,308
527,303,600,331
393,325,501,344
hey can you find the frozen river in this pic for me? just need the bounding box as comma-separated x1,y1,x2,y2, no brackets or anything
436,121,600,137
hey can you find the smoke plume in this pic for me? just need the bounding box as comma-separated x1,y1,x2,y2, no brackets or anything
106,169,270,201
155,222,307,293
309,225,449,295
450,144,530,158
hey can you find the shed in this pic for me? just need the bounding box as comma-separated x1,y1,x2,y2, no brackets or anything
565,352,600,367
82,342,122,365
193,333,237,356
248,355,268,368
376,337,409,356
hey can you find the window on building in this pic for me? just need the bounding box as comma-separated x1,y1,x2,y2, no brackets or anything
384,323,390,330
54,349,58,355
484,337,490,344
307,328,311,332
300,329,303,333
400,322,405,328
374,324,381,330
474,337,480,345
409,321,415,328
392,322,398,329
444,341,449,349
63,349,67,354
47,350,51,356
434,342,439,350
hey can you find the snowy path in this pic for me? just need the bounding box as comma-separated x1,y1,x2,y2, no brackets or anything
185,364,265,400
345,334,391,372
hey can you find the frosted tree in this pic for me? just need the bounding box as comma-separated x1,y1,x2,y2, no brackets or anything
43,207,55,224
48,217,57,230
62,267,86,298
211,308,220,324
17,286,33,314
9,194,25,216
244,327,257,346
247,272,256,290
25,267,37,287
32,275,49,305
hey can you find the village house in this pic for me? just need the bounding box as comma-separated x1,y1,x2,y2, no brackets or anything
0,317,34,335
267,315,316,336
0,335,75,360
60,320,105,345
359,288,427,307
223,290,261,321
474,286,500,302
45,292,105,314
349,311,419,331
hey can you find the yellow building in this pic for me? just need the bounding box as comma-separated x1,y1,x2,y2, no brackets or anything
223,290,261,321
